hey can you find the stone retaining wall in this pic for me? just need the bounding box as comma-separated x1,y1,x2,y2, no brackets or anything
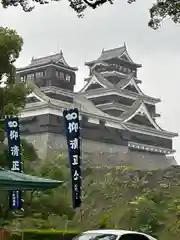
22,132,175,170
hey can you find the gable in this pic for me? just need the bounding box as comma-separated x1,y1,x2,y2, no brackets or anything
120,54,130,62
122,101,162,131
124,84,139,93
86,82,104,91
120,77,143,95
103,109,124,117
26,96,41,104
56,57,67,66
26,92,45,104
80,74,110,93
106,76,123,85
128,114,156,128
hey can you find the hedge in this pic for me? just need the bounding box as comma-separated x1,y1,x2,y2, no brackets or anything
11,229,80,240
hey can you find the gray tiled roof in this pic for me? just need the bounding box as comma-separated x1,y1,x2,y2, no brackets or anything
29,53,62,67
97,101,130,112
25,80,178,138
82,72,141,96
74,94,126,122
93,72,114,88
27,79,71,109
119,99,142,121
85,46,125,65
101,71,142,84
79,71,113,93
26,80,124,123
116,73,133,89
19,51,78,71
82,72,134,92
98,46,125,62
85,45,142,68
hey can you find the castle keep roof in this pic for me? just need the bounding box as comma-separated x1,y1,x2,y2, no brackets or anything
17,51,78,72
85,44,142,68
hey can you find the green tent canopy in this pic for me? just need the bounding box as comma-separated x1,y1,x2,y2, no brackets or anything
0,168,63,191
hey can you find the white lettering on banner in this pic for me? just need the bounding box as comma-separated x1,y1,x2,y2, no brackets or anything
9,130,19,140
73,170,79,181
74,184,79,199
65,112,77,121
8,120,18,128
12,192,16,206
68,122,78,133
10,145,20,157
11,161,20,171
69,138,78,149
72,155,78,165
74,184,78,192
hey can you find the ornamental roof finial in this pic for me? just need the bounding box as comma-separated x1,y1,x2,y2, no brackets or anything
102,48,104,52
60,50,63,55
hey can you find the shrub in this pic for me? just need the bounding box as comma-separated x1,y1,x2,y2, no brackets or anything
11,229,80,240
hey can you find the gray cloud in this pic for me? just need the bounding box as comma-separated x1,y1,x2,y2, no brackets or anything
0,0,179,161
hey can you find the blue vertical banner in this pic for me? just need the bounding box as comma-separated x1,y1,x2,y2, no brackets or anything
5,116,23,210
63,108,81,209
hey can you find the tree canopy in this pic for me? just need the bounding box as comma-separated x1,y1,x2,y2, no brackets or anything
1,0,180,29
0,27,30,147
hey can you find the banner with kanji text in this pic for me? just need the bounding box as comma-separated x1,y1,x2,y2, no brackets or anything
63,108,81,209
5,116,23,210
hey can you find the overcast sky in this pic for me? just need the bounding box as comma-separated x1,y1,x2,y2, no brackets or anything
0,0,179,163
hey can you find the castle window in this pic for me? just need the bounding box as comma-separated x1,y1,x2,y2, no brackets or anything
20,76,26,82
46,79,51,86
59,72,64,80
56,70,59,77
123,67,128,73
27,73,34,80
132,70,136,76
127,68,131,73
44,70,48,76
65,74,71,82
119,66,123,71
36,71,43,78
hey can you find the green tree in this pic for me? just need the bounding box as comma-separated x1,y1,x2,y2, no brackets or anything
0,27,30,226
0,141,73,229
0,139,38,223
0,27,30,151
1,0,180,29
9,154,74,229
118,188,169,237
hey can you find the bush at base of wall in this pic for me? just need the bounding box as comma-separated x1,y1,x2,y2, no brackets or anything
11,229,80,240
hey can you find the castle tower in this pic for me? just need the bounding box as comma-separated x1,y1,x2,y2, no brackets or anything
16,47,178,169
16,51,78,103
78,45,178,166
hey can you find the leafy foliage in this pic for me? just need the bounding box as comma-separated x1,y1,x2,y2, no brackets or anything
148,0,180,29
0,27,30,166
1,0,180,29
2,141,180,239
0,28,32,225
0,27,23,81
0,140,74,228
0,27,30,147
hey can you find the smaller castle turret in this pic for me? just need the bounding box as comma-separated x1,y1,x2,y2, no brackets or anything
16,51,78,102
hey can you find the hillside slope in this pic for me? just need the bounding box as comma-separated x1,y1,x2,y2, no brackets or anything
71,165,180,239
